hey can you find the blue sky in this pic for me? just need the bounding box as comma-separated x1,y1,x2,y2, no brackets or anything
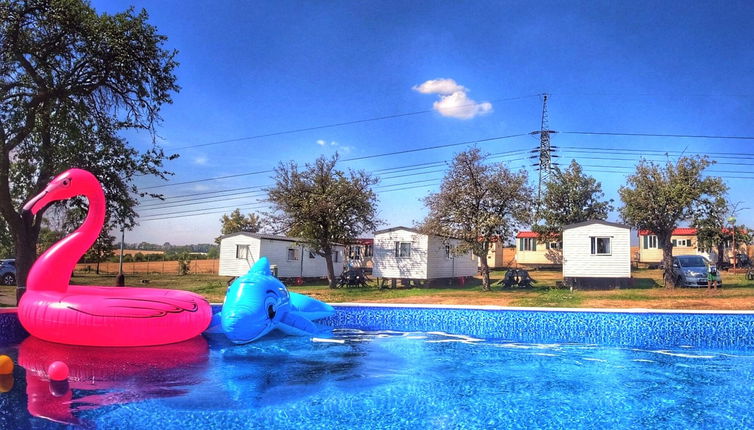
90,0,754,245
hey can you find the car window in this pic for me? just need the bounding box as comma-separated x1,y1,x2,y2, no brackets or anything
679,256,706,267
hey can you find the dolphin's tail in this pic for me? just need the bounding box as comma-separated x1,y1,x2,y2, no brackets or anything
277,312,319,336
289,292,335,321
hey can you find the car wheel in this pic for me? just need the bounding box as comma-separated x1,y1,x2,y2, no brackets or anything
2,273,15,286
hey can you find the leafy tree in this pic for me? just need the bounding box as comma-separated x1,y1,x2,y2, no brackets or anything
177,252,191,275
36,227,64,254
207,246,219,259
215,209,263,244
533,160,613,241
0,219,12,258
694,198,751,265
1,0,179,300
619,157,727,287
146,253,163,262
82,230,115,274
266,155,379,288
421,148,533,291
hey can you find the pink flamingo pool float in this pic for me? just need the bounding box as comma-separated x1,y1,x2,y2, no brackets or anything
17,169,212,346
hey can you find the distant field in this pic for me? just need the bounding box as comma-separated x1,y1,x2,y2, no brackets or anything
75,259,219,275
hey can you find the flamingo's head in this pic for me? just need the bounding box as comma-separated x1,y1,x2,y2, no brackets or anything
23,169,97,215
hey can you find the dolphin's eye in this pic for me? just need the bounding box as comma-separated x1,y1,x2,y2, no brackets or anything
61,178,71,187
267,304,276,319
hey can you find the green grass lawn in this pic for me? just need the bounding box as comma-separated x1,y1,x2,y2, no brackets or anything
1,268,753,310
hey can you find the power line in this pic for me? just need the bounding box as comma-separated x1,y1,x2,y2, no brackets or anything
139,175,449,219
140,148,531,209
139,169,445,212
140,133,530,190
559,146,754,160
559,145,754,159
138,180,445,223
562,131,754,141
561,153,754,167
170,95,540,150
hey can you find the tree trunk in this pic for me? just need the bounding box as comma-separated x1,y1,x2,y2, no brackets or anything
323,246,336,289
661,233,675,288
716,243,724,265
96,260,100,275
479,255,491,291
15,213,41,303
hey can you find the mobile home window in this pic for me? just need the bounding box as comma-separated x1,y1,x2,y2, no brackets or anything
547,242,561,250
350,246,362,260
519,237,536,251
673,239,691,247
395,241,411,258
308,251,315,259
287,248,297,261
643,235,658,249
333,250,340,263
235,245,249,259
364,245,373,257
445,244,452,259
590,237,611,255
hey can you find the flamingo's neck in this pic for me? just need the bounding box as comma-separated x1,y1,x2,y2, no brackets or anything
27,185,106,292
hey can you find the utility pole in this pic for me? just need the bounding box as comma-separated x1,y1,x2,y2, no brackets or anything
530,93,558,212
116,227,125,286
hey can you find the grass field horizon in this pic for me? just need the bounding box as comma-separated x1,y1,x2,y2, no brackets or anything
3,268,752,310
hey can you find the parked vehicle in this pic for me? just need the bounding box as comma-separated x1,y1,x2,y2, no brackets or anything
0,259,15,285
670,255,721,287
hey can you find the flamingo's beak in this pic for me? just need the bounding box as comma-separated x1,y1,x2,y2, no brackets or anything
22,190,50,215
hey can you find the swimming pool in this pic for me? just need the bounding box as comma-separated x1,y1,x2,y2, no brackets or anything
1,305,754,429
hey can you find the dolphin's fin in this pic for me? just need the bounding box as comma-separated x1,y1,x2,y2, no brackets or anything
289,292,335,320
278,312,318,335
249,257,271,276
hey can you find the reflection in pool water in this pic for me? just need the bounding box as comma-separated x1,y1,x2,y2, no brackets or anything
18,335,209,427
1,329,754,429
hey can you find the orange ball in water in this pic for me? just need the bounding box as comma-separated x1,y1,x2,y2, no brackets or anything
0,375,13,393
0,355,12,375
47,361,69,381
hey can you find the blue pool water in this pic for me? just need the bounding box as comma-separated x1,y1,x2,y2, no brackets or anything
1,306,754,429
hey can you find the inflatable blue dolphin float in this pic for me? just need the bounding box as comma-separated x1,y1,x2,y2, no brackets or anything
207,257,334,343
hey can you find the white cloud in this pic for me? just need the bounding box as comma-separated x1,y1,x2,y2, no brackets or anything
193,155,208,165
433,91,493,120
339,145,353,154
316,139,343,148
412,78,466,95
413,78,493,120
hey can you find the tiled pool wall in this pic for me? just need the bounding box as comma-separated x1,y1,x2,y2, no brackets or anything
323,305,754,349
2,305,754,349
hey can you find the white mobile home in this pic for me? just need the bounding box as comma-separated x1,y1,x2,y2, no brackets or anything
218,232,346,279
372,227,478,282
562,220,631,289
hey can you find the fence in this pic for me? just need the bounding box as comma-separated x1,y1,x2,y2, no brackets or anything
75,259,220,275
